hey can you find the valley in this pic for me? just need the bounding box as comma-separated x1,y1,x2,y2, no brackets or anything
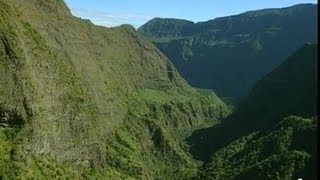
0,0,317,179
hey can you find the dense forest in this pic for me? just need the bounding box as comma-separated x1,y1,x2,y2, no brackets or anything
0,0,317,179
188,44,318,179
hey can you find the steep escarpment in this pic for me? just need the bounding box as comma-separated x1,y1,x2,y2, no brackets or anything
139,4,317,103
0,0,229,179
188,44,318,179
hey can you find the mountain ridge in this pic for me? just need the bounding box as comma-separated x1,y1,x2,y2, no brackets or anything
138,3,317,102
140,3,316,26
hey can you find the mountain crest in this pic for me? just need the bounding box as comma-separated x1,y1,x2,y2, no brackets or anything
12,0,72,18
138,17,196,38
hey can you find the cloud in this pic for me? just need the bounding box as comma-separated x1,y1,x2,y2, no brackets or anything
70,8,154,28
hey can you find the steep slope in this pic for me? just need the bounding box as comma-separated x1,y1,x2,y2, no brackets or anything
0,0,229,179
188,44,318,179
199,115,317,180
138,4,317,102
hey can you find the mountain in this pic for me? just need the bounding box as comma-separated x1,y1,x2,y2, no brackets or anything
0,1,317,179
198,115,317,180
0,0,229,179
138,4,317,103
188,44,318,179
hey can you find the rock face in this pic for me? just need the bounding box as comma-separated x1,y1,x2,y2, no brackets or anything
138,4,317,102
188,44,318,179
0,0,229,179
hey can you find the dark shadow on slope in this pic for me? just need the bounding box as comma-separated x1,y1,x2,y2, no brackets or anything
186,44,318,161
0,105,25,128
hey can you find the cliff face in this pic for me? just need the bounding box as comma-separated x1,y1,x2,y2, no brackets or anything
139,4,317,102
0,0,229,179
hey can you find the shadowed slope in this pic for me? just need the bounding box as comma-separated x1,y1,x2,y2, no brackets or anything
187,44,318,179
139,4,317,102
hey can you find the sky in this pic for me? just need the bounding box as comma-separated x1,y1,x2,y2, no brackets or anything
64,0,317,28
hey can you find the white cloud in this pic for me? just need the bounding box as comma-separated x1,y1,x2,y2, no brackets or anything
70,8,154,28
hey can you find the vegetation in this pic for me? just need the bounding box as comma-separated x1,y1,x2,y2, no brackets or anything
188,44,318,179
0,0,229,179
138,4,317,103
198,115,317,180
0,0,317,179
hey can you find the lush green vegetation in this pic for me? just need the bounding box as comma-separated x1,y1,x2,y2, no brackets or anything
198,115,317,180
138,4,317,103
188,44,318,179
0,0,317,179
0,0,230,179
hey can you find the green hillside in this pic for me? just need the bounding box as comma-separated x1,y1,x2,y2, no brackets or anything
138,4,317,103
199,115,317,180
188,44,318,179
0,0,317,179
0,0,229,179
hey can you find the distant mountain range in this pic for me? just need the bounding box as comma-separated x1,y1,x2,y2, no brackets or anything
138,3,317,103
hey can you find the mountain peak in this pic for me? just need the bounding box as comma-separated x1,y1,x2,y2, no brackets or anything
148,17,195,23
138,17,195,38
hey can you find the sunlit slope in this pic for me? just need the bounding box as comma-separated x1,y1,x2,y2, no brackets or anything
0,0,229,179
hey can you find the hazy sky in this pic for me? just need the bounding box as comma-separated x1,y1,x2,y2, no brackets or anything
64,0,317,28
